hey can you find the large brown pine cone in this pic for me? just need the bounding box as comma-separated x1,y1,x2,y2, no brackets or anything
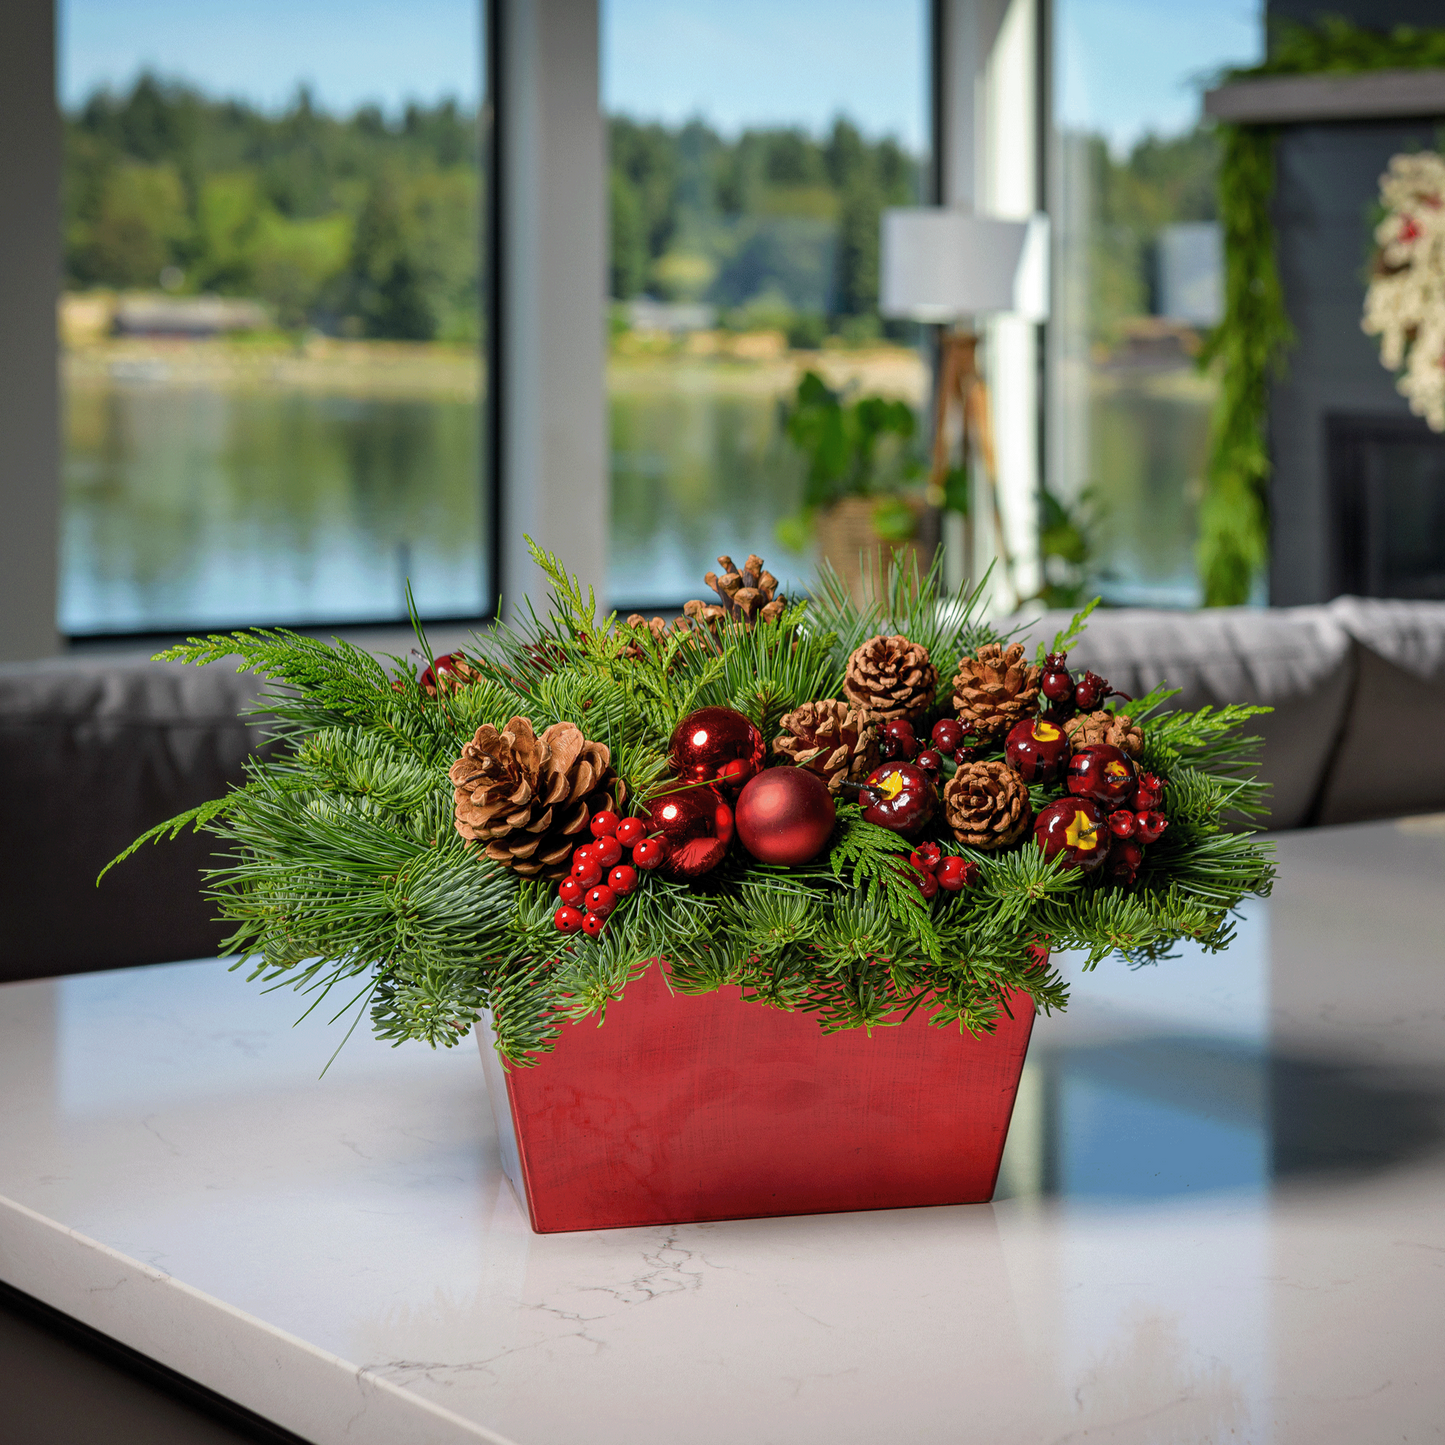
843,634,938,724
448,716,624,877
943,761,1033,851
685,553,787,628
772,699,879,793
952,643,1041,739
1064,710,1144,757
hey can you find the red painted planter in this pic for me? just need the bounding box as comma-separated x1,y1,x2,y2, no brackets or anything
477,963,1036,1233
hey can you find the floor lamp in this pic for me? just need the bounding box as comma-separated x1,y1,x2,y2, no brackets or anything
880,208,1046,601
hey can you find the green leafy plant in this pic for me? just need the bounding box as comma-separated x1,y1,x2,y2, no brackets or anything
1203,18,1445,605
110,542,1273,1067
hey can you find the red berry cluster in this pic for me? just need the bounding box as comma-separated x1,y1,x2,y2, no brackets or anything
877,717,979,783
1040,651,1129,721
907,840,978,899
553,812,668,937
1103,772,1168,884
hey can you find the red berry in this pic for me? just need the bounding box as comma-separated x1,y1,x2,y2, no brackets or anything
581,911,606,937
608,864,638,895
879,719,918,761
915,748,943,778
917,870,939,900
936,855,977,891
632,837,666,870
592,834,623,869
590,810,620,838
554,905,584,934
909,842,942,874
570,857,603,889
572,842,594,866
930,718,965,756
1135,810,1168,845
585,884,617,915
1108,809,1138,839
558,876,584,905
615,817,646,848
1073,670,1112,711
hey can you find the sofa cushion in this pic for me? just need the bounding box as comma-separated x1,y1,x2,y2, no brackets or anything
1313,597,1445,826
0,655,269,982
1004,605,1354,830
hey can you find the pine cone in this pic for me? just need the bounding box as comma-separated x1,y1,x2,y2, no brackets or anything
843,634,938,724
772,700,879,793
1064,710,1144,757
943,761,1033,851
952,643,1041,739
448,716,624,877
687,553,787,627
620,614,671,661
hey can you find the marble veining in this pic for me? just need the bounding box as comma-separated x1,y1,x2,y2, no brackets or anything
2,818,1444,1444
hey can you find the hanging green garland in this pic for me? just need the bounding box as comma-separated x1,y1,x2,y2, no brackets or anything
1202,20,1445,606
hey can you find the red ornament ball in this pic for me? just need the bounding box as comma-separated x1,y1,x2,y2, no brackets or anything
644,786,734,879
1066,744,1137,808
860,762,938,839
1033,797,1109,873
608,864,638,895
554,905,584,934
1005,716,1071,785
735,767,836,866
615,816,647,849
668,707,764,792
632,837,666,870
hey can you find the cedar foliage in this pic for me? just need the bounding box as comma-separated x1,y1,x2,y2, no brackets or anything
109,542,1273,1064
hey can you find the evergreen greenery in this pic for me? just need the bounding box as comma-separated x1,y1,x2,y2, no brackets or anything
109,543,1273,1066
1203,18,1445,605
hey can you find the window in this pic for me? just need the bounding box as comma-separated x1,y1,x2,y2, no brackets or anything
57,0,490,634
603,0,932,606
1049,0,1262,607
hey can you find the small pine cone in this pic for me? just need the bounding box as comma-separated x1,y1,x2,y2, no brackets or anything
772,699,879,793
943,761,1033,851
620,613,671,661
1064,710,1144,757
694,553,786,626
843,634,938,724
952,643,1042,739
448,716,624,878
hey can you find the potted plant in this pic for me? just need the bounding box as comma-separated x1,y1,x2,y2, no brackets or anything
112,544,1273,1233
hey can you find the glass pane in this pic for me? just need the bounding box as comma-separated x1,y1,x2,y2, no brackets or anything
1049,0,1261,608
58,0,489,634
603,0,931,607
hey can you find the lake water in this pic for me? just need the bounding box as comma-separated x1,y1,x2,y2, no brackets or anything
60,364,1212,635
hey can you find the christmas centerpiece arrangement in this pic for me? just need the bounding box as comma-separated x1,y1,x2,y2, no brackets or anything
114,543,1274,1071
1363,149,1445,432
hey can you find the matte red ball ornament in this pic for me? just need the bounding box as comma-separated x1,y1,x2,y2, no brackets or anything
1033,797,1109,873
1005,717,1071,785
735,767,836,866
860,762,938,839
644,786,734,879
1066,744,1138,808
615,816,646,849
668,707,764,792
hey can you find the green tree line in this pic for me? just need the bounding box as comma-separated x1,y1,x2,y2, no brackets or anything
65,75,483,341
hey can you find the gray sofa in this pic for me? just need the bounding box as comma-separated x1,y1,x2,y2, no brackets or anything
4,596,1444,984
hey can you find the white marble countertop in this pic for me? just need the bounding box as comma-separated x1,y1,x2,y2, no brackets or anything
3,817,1445,1444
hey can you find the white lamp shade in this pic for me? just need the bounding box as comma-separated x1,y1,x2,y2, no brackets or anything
880,209,1049,322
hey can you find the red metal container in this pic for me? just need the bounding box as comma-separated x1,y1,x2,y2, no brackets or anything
477,963,1036,1233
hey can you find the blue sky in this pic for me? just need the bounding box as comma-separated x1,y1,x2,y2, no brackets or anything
62,0,1261,153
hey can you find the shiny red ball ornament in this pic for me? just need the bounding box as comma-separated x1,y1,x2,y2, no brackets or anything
615,816,647,849
585,884,618,916
581,911,606,938
632,837,666,870
1033,797,1109,873
1066,744,1138,808
590,810,620,838
1005,716,1072,785
936,855,977,892
735,767,836,866
644,786,734,879
608,864,638,895
930,718,965,757
860,762,938,839
554,905,584,934
558,876,584,906
668,707,764,792
591,834,623,869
